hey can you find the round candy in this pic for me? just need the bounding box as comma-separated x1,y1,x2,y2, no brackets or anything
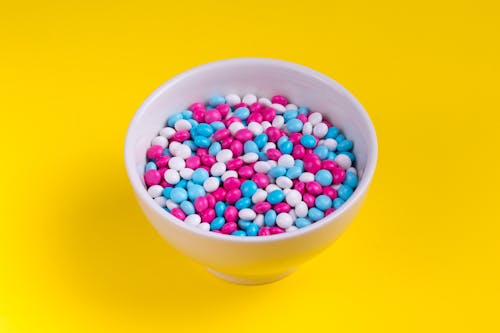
267,190,285,204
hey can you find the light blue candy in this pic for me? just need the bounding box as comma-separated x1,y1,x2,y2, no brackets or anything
184,140,197,151
162,187,172,199
254,133,268,149
186,180,195,189
338,185,353,201
215,201,226,217
175,179,187,188
308,207,325,221
315,169,333,186
145,161,157,171
341,151,356,162
295,218,312,229
188,119,199,128
234,107,250,120
245,223,259,236
294,159,304,169
232,230,247,236
208,142,222,156
208,95,225,107
327,152,337,160
300,134,317,148
283,110,298,121
286,118,303,133
333,198,345,209
189,127,197,139
267,190,285,204
181,110,193,119
210,121,225,131
297,106,309,115
162,148,171,156
180,201,195,215
191,168,209,184
337,140,353,152
335,134,346,143
235,197,252,210
278,140,293,154
264,210,277,226
258,152,269,161
187,184,205,200
314,146,329,160
240,180,258,197
238,219,251,230
211,217,225,230
286,166,302,179
344,172,358,188
244,141,259,154
194,136,210,148
170,188,188,204
167,113,183,127
325,127,339,139
269,166,287,178
206,106,214,110
315,195,332,211
195,123,214,137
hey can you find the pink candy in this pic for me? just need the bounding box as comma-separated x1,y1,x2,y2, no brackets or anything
224,206,238,222
230,140,243,156
306,181,322,195
238,166,254,179
212,188,226,201
265,126,282,142
333,168,346,184
205,109,222,123
303,153,322,173
226,189,242,204
220,222,237,234
144,169,161,186
213,129,231,141
274,202,291,213
216,104,230,118
271,95,287,106
266,148,282,161
254,202,271,214
261,107,276,122
172,130,190,142
146,145,163,160
201,208,216,223
235,129,253,141
252,173,269,188
186,156,201,169
201,154,216,167
270,227,285,235
223,177,241,190
292,145,306,159
322,186,338,199
155,155,170,168
171,208,186,221
303,193,316,208
189,102,204,112
194,196,208,213
258,227,271,236
227,158,244,170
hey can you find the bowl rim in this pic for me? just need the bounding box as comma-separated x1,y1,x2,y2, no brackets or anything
124,57,378,243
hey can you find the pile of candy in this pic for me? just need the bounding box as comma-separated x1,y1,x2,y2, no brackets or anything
143,94,358,236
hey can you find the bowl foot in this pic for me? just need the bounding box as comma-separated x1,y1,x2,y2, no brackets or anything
206,268,296,285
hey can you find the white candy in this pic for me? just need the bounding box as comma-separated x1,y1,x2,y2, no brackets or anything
221,170,238,181
276,176,293,189
285,190,302,207
289,209,297,220
147,185,163,198
164,169,180,184
276,213,293,228
151,136,168,148
285,104,298,110
203,177,220,193
225,93,241,106
263,142,276,152
286,226,298,232
278,154,294,168
153,196,167,207
254,214,264,227
271,103,286,113
185,214,201,227
313,123,329,138
166,199,178,210
216,149,233,163
169,141,181,153
302,122,313,134
299,172,315,183
242,94,257,105
210,162,226,176
266,184,280,193
335,154,352,169
174,144,191,159
247,122,263,135
228,122,245,135
308,112,323,125
258,97,272,106
252,189,268,203
283,188,291,195
272,116,285,129
295,202,308,217
197,222,210,231
254,161,272,173
159,127,175,139
168,156,185,171
347,167,357,176
261,121,272,130
174,119,192,131
242,153,259,163
239,208,256,220
323,138,338,150
179,168,194,180
267,160,277,168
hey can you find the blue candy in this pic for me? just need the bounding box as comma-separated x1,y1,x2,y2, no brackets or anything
162,148,171,156
297,106,309,115
254,133,268,149
181,110,193,119
180,201,195,215
315,195,333,211
191,168,209,184
234,107,250,120
335,134,346,143
238,219,251,230
333,198,345,209
246,223,259,236
162,187,172,199
286,118,303,133
294,159,304,169
277,136,289,147
235,197,252,210
240,180,258,197
170,188,188,204
208,95,225,107
295,218,312,229
337,139,353,152
325,127,339,139
208,142,222,156
187,184,205,200
145,161,157,171
300,134,317,148
283,110,298,121
215,201,226,217
167,113,183,127
244,141,259,154
211,217,225,230
278,140,293,154
314,146,329,160
258,152,269,161
195,123,214,137
232,230,247,236
187,119,199,127
267,190,285,204
315,169,333,186
194,136,210,148
210,121,225,131
264,209,277,226
338,185,353,201
175,179,187,188
327,151,337,160
308,207,325,221
269,166,287,178
184,140,197,151
341,151,356,162
344,172,358,188
286,166,302,179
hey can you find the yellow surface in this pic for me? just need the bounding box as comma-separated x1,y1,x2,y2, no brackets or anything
1,1,498,332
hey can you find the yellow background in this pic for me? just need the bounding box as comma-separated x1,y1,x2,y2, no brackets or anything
1,1,498,332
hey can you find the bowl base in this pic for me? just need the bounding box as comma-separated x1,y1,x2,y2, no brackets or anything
206,268,296,285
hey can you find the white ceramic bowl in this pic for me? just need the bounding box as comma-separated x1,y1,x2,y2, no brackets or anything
124,58,377,284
